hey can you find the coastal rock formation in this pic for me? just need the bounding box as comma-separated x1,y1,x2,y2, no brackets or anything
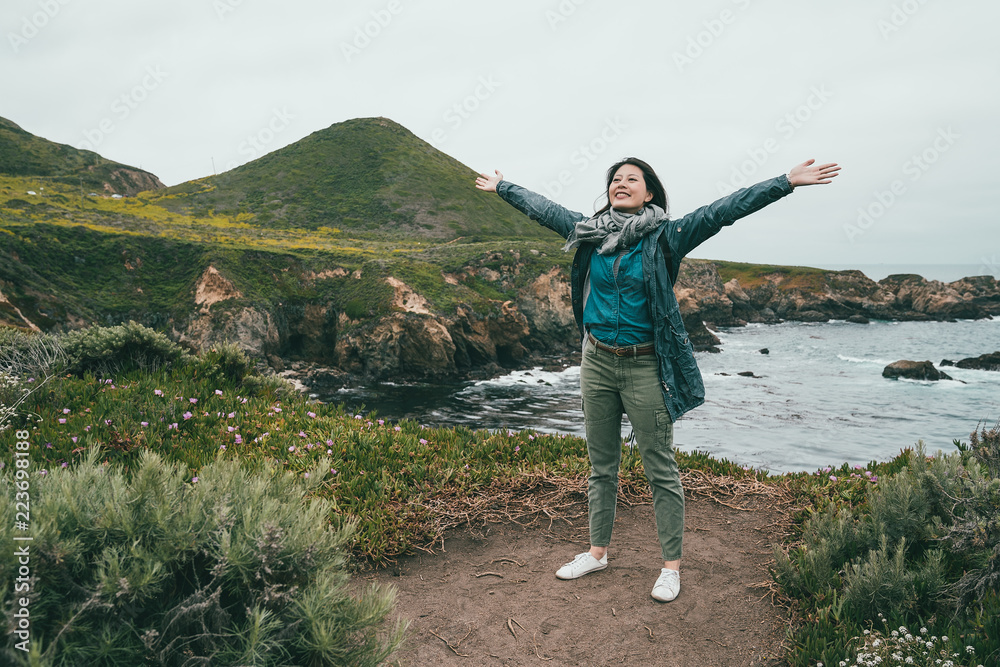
673,263,1000,328
954,351,1000,372
882,360,953,381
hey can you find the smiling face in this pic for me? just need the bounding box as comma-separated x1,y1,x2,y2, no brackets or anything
608,163,654,214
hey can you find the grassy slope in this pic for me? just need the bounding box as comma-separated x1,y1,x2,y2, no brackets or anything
0,172,570,329
150,117,552,240
0,116,162,195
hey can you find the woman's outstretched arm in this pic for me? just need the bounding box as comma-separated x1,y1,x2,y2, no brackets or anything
668,159,840,258
475,169,586,239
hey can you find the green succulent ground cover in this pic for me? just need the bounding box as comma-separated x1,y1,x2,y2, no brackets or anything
2,323,997,665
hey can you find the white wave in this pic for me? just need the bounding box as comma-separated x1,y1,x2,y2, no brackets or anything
837,354,892,365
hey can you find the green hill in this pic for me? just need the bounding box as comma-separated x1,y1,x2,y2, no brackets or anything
150,117,550,240
0,116,164,196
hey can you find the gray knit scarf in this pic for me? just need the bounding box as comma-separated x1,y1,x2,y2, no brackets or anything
563,204,668,256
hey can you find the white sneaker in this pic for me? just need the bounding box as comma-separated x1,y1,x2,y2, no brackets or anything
555,552,608,580
651,568,680,602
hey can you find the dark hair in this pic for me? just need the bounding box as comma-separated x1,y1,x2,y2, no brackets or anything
595,157,669,216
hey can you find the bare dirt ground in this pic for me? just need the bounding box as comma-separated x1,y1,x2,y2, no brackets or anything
363,483,797,666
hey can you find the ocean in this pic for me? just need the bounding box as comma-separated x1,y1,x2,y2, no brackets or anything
327,317,1000,474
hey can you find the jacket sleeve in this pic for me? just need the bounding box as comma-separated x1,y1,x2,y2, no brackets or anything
496,180,587,240
667,175,794,259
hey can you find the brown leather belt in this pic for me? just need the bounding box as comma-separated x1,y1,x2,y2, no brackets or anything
587,332,655,357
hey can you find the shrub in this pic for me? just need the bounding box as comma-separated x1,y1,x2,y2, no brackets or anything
61,321,189,376
776,438,1000,666
0,450,405,666
185,342,255,386
0,328,66,378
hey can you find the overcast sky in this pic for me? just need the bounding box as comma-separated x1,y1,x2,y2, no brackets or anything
3,0,998,276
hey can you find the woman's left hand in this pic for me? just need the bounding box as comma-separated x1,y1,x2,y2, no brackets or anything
788,159,840,187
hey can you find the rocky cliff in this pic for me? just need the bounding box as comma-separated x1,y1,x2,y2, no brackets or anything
163,259,999,386
675,262,1000,328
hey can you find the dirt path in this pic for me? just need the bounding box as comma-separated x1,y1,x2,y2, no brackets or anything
365,493,794,666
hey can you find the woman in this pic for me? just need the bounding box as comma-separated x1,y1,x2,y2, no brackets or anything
475,157,839,602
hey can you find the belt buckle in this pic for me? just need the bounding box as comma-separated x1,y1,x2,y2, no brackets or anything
615,347,629,357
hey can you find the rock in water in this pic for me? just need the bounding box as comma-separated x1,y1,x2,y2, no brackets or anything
882,360,953,381
954,351,1000,371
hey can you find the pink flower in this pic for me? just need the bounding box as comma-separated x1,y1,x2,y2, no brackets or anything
61,462,68,468
219,445,226,451
215,390,223,396
227,412,236,419
191,477,199,483
288,445,296,452
71,436,78,444
514,445,521,452
307,411,317,418
227,426,235,432
154,389,163,396
140,422,148,427
189,398,198,404
298,431,307,438
394,426,401,432
58,418,66,424
829,475,838,482
235,434,243,444
240,398,247,404
355,415,362,420
327,449,333,455
330,468,338,475
62,408,71,414
377,419,384,426
419,438,428,445
303,472,310,478
183,412,193,420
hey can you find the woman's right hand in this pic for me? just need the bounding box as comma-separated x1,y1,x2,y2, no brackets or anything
475,169,504,193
